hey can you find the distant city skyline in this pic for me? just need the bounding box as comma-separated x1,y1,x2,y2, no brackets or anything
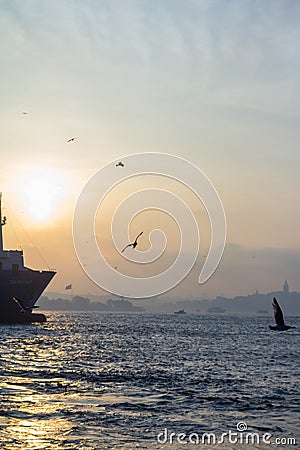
42,279,300,316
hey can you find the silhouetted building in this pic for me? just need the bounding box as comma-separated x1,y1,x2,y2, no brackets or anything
283,280,289,293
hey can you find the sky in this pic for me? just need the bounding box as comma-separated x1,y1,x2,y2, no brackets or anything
0,0,299,299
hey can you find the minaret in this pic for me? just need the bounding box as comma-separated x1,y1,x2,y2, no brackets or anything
283,280,289,293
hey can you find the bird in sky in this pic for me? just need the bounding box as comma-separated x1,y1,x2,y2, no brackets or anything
269,297,296,331
12,296,39,313
22,111,28,115
116,161,124,167
67,137,76,142
121,231,143,253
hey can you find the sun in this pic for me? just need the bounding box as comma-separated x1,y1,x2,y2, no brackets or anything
23,168,62,222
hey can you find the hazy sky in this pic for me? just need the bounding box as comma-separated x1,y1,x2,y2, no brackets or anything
0,0,299,298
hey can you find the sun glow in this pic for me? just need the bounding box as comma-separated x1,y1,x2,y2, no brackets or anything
23,168,63,222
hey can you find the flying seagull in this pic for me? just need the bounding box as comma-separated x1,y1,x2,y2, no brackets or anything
67,137,76,143
269,297,295,331
12,296,39,313
121,231,143,253
22,111,28,115
116,162,124,167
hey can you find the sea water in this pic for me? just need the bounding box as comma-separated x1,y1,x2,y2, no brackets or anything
0,313,299,449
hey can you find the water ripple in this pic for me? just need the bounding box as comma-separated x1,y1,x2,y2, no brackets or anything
0,313,299,449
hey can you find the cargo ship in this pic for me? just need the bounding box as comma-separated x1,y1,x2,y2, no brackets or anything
0,193,56,323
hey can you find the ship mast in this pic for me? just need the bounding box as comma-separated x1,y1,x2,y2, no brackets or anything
0,192,6,252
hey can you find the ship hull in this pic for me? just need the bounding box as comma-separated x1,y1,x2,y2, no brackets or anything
0,268,55,323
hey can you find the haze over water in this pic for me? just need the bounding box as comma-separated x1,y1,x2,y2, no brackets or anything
0,312,299,449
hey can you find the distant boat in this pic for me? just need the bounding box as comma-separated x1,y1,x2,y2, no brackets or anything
174,309,187,315
269,297,295,331
207,306,225,314
0,193,56,323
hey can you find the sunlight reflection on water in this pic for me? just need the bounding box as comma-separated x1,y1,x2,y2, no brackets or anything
0,313,299,449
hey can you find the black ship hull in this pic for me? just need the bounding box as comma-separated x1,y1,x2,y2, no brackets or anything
0,268,55,323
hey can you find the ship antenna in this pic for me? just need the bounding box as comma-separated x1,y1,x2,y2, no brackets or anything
0,192,6,252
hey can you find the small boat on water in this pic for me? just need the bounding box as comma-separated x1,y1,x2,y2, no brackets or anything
0,193,56,323
174,309,187,315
